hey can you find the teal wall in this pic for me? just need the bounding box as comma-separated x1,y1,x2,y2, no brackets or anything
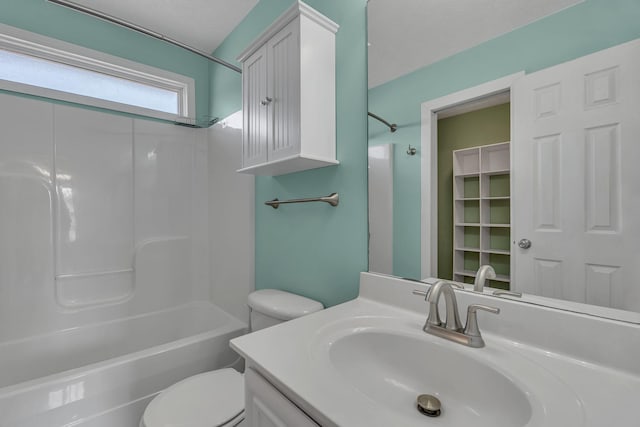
0,0,211,124
0,0,369,308
211,0,369,307
368,0,640,280
209,0,293,120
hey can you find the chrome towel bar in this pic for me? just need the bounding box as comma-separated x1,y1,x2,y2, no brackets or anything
265,193,339,209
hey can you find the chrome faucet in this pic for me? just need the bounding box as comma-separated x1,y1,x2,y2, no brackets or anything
413,280,500,348
473,265,496,292
424,280,463,331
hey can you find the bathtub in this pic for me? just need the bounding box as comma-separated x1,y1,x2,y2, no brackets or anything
0,301,246,427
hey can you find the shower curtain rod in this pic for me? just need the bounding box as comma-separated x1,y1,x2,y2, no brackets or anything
46,0,242,74
368,112,397,133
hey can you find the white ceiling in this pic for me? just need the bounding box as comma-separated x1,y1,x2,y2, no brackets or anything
367,0,584,88
68,0,582,87
73,0,258,54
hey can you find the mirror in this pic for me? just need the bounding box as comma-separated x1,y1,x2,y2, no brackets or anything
367,0,640,323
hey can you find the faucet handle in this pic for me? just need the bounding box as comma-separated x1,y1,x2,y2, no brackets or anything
463,304,500,347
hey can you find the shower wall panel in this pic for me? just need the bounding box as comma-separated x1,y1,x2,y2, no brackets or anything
0,94,55,342
0,93,209,343
54,106,135,307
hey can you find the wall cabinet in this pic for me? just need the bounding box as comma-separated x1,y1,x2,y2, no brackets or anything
245,368,319,427
452,142,511,289
237,1,339,176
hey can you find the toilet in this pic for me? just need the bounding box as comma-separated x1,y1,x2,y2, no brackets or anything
140,289,324,427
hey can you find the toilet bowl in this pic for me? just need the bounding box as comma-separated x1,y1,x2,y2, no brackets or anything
140,289,323,427
140,369,244,427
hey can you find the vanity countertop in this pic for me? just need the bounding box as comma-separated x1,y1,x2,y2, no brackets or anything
231,273,640,427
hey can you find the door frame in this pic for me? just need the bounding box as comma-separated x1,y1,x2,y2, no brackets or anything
420,72,523,279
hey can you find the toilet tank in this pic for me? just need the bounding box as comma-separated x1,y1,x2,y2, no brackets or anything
247,289,324,332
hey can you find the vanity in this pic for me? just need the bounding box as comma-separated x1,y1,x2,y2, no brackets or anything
231,272,640,426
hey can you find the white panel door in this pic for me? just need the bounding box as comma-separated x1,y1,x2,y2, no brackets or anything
513,40,640,310
242,44,269,168
266,18,301,163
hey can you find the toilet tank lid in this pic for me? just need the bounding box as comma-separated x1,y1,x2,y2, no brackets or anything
248,289,324,320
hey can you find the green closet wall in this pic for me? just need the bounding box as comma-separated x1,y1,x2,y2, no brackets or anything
437,103,510,281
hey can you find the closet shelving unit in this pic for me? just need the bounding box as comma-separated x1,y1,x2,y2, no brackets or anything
452,142,511,288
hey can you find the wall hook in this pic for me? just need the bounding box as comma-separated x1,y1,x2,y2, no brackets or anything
407,145,417,156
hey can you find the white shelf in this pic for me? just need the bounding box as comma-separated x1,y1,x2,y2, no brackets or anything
483,249,510,255
454,247,481,253
453,147,480,175
480,141,510,173
454,270,478,278
453,142,511,288
481,168,510,176
237,154,338,176
455,172,480,178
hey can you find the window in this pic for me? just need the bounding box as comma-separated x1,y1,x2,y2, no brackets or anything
0,24,195,121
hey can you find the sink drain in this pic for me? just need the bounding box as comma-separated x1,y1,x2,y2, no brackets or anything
416,394,441,417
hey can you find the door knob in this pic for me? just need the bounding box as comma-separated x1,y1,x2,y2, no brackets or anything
518,238,532,249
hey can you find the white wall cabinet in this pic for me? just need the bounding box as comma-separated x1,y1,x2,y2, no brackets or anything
245,368,320,427
237,1,339,176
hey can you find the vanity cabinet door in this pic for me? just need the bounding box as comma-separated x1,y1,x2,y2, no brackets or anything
245,368,319,427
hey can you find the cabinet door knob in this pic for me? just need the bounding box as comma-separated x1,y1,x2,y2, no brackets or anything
261,96,273,106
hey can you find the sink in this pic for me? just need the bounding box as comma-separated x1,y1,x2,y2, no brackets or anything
330,330,530,426
314,316,585,427
232,274,636,427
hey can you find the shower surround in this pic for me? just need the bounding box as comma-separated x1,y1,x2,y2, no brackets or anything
0,92,251,426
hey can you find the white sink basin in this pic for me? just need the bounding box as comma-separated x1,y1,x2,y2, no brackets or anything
314,317,585,427
232,274,639,427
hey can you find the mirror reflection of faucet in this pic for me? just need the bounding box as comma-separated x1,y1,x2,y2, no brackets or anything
473,265,496,292
473,264,523,298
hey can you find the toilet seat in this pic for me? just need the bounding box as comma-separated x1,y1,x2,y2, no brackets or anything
141,368,244,427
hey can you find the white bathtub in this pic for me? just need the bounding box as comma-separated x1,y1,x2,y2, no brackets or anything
0,301,246,427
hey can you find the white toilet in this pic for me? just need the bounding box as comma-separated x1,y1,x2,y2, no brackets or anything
140,289,324,427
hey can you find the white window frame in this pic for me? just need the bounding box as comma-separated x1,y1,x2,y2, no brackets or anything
0,23,196,121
